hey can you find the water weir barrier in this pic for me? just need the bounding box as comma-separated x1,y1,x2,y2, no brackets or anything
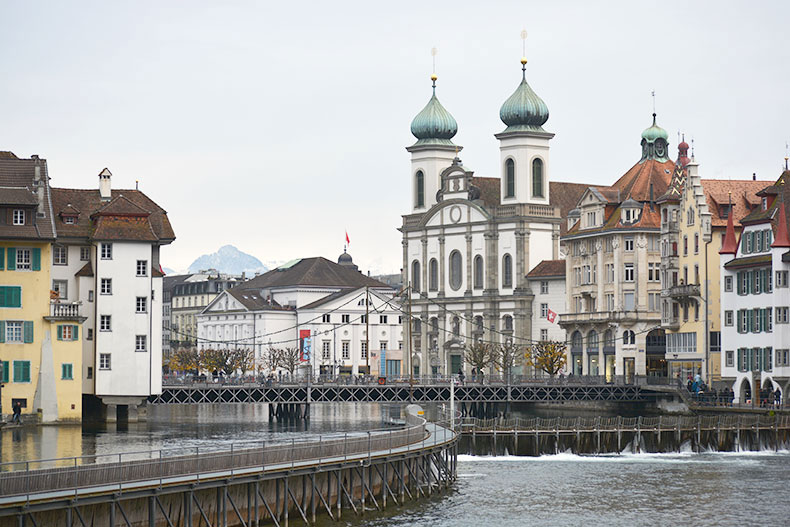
459,415,790,456
0,407,457,527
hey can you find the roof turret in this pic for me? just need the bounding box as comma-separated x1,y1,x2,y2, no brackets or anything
720,196,739,255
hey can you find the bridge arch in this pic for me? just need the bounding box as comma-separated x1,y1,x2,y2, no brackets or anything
734,376,752,404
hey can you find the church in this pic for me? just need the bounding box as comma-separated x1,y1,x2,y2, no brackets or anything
399,55,586,377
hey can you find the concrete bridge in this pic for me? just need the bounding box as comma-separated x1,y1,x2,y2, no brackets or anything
0,407,456,527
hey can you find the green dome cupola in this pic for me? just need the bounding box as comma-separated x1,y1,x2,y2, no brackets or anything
640,113,670,162
499,58,549,133
410,75,458,147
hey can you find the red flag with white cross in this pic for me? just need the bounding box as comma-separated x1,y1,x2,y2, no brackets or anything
547,309,557,323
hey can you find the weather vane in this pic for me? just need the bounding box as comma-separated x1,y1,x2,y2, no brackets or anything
431,47,438,89
651,90,656,114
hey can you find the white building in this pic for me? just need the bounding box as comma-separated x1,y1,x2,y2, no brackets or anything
720,167,790,403
51,169,175,420
197,253,403,377
526,260,566,349
400,59,584,377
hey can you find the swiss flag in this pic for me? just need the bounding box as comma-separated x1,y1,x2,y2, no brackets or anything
547,309,557,324
345,231,350,245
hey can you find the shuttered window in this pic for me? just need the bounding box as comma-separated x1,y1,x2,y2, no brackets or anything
0,286,22,308
13,361,31,383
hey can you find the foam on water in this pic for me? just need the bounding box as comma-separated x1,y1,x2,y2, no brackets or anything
458,448,790,465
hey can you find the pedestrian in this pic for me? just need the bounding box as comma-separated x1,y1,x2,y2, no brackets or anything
458,368,465,386
11,402,22,425
775,387,782,408
479,369,485,385
471,367,476,383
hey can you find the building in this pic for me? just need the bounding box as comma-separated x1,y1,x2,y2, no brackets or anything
197,253,403,376
720,166,790,403
170,272,242,354
0,152,83,422
658,143,771,382
526,260,566,350
50,168,174,421
400,58,585,377
560,115,673,379
162,273,191,365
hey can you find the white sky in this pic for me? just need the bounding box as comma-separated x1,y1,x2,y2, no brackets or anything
2,1,789,274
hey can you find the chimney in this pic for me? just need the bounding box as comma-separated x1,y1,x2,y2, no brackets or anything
33,156,44,215
99,168,112,201
753,172,757,181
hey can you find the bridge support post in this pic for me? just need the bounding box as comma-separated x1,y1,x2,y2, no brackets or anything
148,495,155,527
109,500,116,527
185,490,193,527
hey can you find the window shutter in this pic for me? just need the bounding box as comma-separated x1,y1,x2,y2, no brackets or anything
7,248,15,271
0,287,5,308
57,325,63,341
23,321,34,343
32,248,41,271
736,272,742,295
72,325,79,341
0,361,7,383
766,229,773,248
10,287,21,308
23,362,30,382
0,321,4,343
0,248,3,270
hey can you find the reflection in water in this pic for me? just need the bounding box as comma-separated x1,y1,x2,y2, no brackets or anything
0,403,398,466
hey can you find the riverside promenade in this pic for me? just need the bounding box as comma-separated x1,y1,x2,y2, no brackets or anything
0,406,457,527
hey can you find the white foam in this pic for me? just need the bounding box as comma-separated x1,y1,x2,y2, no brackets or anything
457,449,790,464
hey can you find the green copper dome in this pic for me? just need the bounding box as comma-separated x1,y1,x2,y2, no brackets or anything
499,63,549,133
641,113,668,143
410,79,458,147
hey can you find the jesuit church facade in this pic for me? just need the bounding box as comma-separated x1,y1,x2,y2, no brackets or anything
399,59,585,377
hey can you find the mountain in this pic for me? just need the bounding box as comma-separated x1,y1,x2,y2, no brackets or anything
187,245,268,276
162,267,178,276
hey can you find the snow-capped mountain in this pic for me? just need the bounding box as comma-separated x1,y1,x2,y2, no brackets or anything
187,245,268,276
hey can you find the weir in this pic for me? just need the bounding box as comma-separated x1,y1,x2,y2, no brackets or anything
0,406,457,527
459,415,790,455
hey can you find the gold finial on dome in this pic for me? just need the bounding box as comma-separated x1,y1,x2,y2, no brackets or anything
520,29,528,70
431,73,438,81
520,57,528,65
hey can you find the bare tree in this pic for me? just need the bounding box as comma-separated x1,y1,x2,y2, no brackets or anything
262,347,281,374
269,346,302,377
494,341,521,382
464,341,493,377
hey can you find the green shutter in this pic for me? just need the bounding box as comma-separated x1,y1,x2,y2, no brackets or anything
0,247,4,270
23,321,33,343
766,230,773,248
72,325,79,341
10,287,21,308
32,248,41,271
737,272,742,295
7,248,15,271
0,361,8,383
57,325,63,341
0,322,4,343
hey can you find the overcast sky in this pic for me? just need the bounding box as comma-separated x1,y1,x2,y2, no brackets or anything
2,1,788,274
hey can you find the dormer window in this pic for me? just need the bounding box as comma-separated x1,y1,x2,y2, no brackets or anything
64,216,75,224
762,197,768,211
12,209,25,225
625,209,632,222
720,204,731,219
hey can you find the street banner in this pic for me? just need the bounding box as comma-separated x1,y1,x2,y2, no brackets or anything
299,329,311,362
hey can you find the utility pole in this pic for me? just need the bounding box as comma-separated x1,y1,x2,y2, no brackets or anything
365,286,370,377
407,282,413,400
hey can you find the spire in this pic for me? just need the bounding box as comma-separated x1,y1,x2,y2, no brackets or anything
772,201,790,248
677,133,690,167
720,193,739,255
499,31,549,133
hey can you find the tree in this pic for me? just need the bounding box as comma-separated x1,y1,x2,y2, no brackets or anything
232,349,255,376
199,348,251,376
526,340,568,377
494,341,521,382
464,341,493,376
169,348,200,373
277,346,302,376
262,347,281,374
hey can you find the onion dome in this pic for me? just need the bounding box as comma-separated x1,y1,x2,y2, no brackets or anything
410,75,458,147
337,248,358,271
499,58,549,133
641,113,668,143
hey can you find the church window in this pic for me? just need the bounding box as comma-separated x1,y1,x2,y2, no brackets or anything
449,251,463,291
502,253,513,288
429,258,438,291
411,260,421,293
505,159,515,198
415,171,425,208
503,315,513,331
473,255,484,289
532,158,544,198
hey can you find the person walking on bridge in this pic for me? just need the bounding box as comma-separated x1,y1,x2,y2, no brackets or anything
11,402,21,425
458,368,465,386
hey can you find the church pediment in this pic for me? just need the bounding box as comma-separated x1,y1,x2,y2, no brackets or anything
419,198,490,228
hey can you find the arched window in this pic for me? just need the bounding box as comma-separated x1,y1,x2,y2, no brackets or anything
623,330,635,345
430,317,438,333
603,329,615,351
452,317,460,336
532,158,544,198
587,330,599,352
415,170,425,208
413,318,421,333
571,331,583,351
429,258,438,291
411,260,421,293
474,316,484,333
505,159,515,198
473,255,484,289
502,253,513,288
449,250,463,290
503,315,513,331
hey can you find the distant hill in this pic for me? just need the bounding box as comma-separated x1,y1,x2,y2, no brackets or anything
187,245,268,276
162,267,178,275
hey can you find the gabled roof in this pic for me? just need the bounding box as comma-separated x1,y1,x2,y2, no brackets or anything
609,158,674,202
52,188,175,242
227,288,291,311
527,259,565,278
236,257,389,290
75,261,94,277
701,179,771,227
0,154,56,240
565,201,661,237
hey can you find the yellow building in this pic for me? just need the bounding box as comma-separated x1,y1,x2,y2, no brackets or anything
1,152,84,422
658,143,771,383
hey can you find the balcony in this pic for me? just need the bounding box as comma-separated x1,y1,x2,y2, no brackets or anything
662,221,679,234
559,310,661,326
44,301,87,323
668,284,701,299
662,316,680,330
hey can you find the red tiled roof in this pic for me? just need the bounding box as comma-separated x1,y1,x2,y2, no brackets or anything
527,259,565,278
609,158,674,202
701,179,771,228
0,155,56,240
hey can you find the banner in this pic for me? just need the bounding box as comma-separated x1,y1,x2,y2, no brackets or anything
299,329,311,362
547,309,557,324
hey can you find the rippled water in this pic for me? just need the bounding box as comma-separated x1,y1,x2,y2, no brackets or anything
332,451,790,526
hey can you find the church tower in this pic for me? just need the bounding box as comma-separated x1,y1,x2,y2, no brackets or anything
495,55,553,206
406,75,460,213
